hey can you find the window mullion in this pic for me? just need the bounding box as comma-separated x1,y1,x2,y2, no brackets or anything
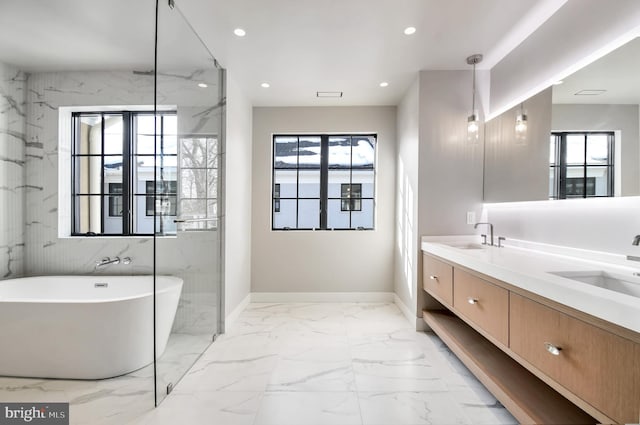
122,112,132,235
320,135,329,230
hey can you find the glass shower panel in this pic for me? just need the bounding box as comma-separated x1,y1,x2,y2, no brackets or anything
154,0,224,405
0,0,158,422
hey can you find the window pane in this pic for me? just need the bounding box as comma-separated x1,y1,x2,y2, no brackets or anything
74,156,101,195
297,136,321,168
298,199,320,229
274,136,298,169
180,137,207,168
350,199,374,229
587,134,609,164
103,115,123,155
207,168,218,198
134,161,177,195
75,115,102,155
327,199,350,229
328,170,350,198
351,170,374,198
274,169,297,198
565,166,586,197
549,167,558,198
587,166,610,196
351,136,375,168
549,135,557,165
135,114,156,155
273,199,297,229
73,195,101,234
181,168,207,198
103,195,123,234
104,156,123,189
566,134,585,165
328,136,351,167
207,138,218,168
298,170,319,198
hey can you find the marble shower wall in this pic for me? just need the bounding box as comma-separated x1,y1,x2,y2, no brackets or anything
23,69,222,332
0,62,26,279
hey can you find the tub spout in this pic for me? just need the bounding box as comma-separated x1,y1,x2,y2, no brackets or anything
95,257,120,269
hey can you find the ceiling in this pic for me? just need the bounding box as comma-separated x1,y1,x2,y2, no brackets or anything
553,37,640,104
0,0,559,106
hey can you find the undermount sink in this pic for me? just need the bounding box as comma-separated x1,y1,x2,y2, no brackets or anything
549,270,640,298
445,243,487,250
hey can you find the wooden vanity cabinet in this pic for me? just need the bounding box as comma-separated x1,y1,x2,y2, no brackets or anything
453,269,509,346
422,255,453,306
510,293,640,424
421,252,640,424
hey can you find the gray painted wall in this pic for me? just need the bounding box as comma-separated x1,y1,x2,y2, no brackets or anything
552,103,640,196
484,88,553,203
251,106,396,294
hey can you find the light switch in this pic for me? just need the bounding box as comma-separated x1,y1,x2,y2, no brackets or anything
466,211,476,225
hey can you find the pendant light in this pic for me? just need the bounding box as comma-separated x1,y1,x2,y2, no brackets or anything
466,54,483,143
515,103,528,145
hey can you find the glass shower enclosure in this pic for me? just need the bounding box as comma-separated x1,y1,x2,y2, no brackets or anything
0,0,224,421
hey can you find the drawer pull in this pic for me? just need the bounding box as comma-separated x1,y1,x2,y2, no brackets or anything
429,275,438,281
544,342,562,356
467,297,479,305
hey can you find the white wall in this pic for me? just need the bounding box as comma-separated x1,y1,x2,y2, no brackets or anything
490,0,640,118
394,78,420,315
484,88,553,202
552,104,640,196
223,75,253,319
251,106,396,294
0,62,26,279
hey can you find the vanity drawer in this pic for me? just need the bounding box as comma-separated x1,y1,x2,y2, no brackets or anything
453,269,509,346
422,254,453,306
509,293,640,424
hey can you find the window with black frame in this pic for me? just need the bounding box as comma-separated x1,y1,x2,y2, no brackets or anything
549,132,614,199
71,111,177,236
272,134,376,230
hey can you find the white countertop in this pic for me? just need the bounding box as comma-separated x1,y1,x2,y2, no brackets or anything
421,235,640,335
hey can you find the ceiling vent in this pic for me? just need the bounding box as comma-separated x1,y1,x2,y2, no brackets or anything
316,91,343,98
574,89,607,96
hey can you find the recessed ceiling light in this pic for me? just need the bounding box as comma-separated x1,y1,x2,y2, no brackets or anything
233,28,246,37
553,80,564,85
197,83,208,88
379,82,389,87
404,26,416,35
261,82,270,88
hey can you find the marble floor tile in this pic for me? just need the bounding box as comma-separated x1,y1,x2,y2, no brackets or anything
253,391,361,425
132,391,262,425
0,303,518,425
358,391,470,425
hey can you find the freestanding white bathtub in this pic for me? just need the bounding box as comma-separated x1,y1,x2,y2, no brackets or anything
0,275,183,380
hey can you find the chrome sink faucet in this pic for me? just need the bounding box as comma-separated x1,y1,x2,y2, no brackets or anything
474,222,494,246
629,235,640,262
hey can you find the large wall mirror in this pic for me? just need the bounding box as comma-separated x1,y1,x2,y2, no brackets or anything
484,37,640,203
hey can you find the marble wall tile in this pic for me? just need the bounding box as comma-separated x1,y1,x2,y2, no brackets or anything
0,62,27,279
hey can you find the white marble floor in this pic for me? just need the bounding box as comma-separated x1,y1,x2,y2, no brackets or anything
132,303,517,425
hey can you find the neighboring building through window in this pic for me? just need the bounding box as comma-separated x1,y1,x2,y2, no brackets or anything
549,132,614,199
71,111,177,236
272,134,376,230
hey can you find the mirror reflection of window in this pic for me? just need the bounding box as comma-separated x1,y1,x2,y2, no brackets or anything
549,132,614,199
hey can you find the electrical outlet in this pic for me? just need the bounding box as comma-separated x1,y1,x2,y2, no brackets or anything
466,211,476,225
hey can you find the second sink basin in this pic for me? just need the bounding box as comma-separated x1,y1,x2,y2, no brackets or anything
549,270,640,298
445,243,487,250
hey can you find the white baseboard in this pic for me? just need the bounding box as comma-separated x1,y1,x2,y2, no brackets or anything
250,292,394,303
393,294,429,331
224,292,251,331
